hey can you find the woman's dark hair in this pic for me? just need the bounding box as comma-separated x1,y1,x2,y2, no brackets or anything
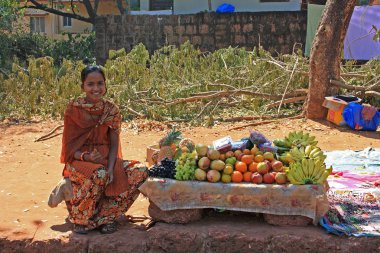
80,65,106,85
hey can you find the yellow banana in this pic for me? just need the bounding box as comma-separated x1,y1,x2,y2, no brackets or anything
309,147,321,158
301,159,309,177
316,166,332,184
305,145,313,156
286,173,301,185
307,159,315,178
311,159,323,178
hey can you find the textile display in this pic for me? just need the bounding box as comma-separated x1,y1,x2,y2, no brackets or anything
139,178,329,224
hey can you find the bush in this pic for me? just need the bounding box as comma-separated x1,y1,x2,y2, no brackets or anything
0,32,95,71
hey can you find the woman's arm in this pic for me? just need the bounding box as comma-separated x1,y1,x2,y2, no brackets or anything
107,129,119,183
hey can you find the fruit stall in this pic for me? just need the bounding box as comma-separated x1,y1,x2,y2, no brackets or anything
139,128,332,226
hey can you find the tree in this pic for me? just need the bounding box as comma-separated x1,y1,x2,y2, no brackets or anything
0,0,20,31
305,0,357,119
24,0,129,24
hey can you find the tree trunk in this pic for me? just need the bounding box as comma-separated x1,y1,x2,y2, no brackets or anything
305,0,356,119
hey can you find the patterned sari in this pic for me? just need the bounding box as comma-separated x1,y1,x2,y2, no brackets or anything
61,97,147,230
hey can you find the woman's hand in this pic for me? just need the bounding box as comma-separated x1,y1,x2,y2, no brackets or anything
108,168,114,184
88,149,104,164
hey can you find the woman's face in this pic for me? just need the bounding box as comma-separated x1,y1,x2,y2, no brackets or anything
82,71,106,103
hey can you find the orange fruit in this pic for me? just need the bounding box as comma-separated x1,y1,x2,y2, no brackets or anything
243,149,251,155
241,155,254,165
249,162,258,173
254,154,264,163
231,171,243,183
234,161,247,173
243,171,253,182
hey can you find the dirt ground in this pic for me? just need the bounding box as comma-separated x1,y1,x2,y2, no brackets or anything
0,118,379,251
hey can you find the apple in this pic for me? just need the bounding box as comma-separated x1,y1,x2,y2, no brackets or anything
225,151,234,158
251,172,263,184
263,173,275,184
275,172,287,184
263,152,275,161
257,162,269,175
271,160,283,172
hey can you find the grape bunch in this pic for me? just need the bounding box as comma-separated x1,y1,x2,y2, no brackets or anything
175,151,197,181
148,158,176,179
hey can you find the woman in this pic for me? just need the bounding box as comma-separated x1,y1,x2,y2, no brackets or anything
60,65,147,234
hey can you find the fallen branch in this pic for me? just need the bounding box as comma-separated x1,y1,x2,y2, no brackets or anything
330,79,366,91
196,100,213,118
218,116,272,122
277,57,299,114
228,120,277,131
125,106,146,118
228,115,304,131
190,88,307,98
364,91,380,99
34,124,63,142
266,96,306,109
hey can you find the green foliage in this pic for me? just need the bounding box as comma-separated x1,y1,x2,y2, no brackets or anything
1,43,379,124
0,32,95,71
0,0,20,31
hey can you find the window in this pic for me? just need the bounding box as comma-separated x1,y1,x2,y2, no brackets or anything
30,17,45,33
63,16,72,27
149,0,173,10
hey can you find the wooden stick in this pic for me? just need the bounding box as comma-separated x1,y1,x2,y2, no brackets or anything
266,96,306,109
277,57,299,114
228,115,304,131
219,116,271,122
228,120,277,131
196,100,213,118
34,124,63,142
126,106,146,118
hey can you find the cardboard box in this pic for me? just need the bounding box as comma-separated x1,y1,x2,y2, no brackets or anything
322,97,348,126
146,144,159,166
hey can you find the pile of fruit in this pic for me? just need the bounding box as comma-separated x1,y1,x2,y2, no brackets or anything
148,130,332,185
192,144,287,184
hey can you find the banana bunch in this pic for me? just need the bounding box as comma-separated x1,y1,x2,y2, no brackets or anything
273,139,290,154
285,158,332,185
289,145,327,162
284,131,318,148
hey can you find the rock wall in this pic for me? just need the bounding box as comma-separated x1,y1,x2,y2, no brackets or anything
95,11,307,64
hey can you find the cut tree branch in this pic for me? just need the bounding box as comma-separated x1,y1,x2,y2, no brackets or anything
330,79,366,91
27,0,92,23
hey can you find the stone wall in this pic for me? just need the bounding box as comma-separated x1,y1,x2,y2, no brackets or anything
95,12,307,64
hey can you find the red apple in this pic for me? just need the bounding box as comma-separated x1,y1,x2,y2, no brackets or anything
271,160,283,172
251,172,263,184
263,173,275,184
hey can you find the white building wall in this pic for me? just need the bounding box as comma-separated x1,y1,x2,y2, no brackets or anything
140,0,150,11
174,0,301,14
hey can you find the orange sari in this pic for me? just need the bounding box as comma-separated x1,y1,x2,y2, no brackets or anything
61,97,128,196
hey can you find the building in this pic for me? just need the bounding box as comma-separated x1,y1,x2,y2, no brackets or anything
26,0,380,38
24,0,309,38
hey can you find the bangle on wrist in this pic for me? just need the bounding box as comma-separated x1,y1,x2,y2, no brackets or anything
80,151,90,161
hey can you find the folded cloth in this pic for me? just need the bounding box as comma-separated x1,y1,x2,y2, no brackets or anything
48,178,73,208
362,105,378,121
